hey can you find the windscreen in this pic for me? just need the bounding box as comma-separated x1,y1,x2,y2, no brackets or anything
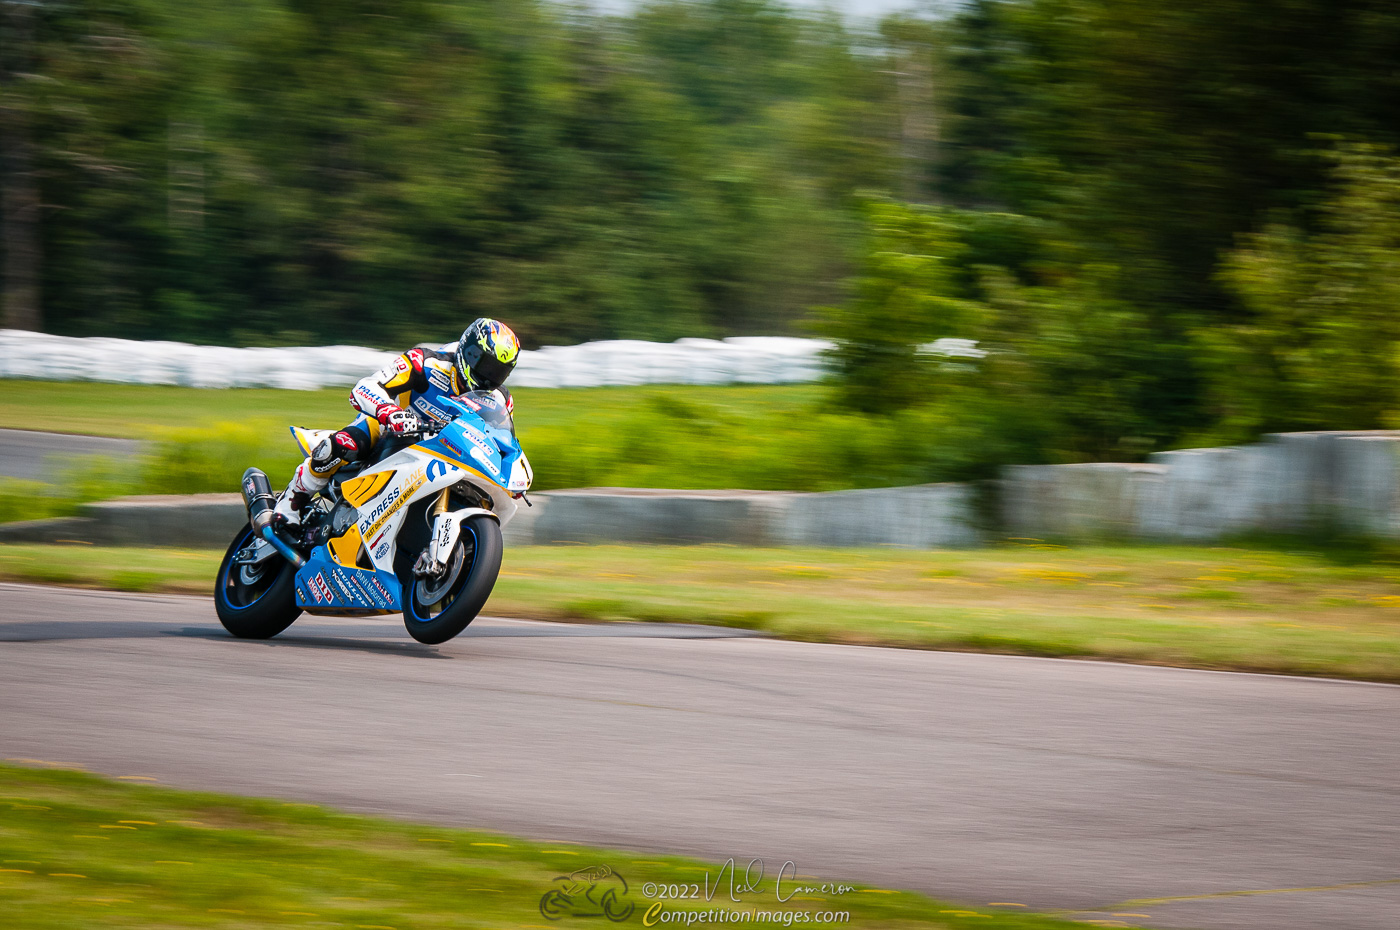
454,391,514,430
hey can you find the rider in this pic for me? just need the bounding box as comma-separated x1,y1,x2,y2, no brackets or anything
272,317,522,527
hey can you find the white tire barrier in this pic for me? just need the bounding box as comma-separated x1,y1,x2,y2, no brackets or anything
0,330,836,390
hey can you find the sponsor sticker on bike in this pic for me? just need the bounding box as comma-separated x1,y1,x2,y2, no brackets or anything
361,469,426,540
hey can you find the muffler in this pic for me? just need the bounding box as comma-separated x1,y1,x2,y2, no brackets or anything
241,467,305,567
241,467,277,532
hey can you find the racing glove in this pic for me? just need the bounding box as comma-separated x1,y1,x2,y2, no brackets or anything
377,405,422,437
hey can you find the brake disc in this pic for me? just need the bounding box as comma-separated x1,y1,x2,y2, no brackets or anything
415,539,467,608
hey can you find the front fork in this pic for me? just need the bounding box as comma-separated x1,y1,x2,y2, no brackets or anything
413,506,497,578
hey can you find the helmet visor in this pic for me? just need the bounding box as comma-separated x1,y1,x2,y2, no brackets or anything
459,344,515,392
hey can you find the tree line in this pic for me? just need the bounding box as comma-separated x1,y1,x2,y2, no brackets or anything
0,0,902,346
4,0,1400,461
830,0,1400,463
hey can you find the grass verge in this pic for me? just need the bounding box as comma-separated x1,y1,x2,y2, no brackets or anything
0,762,1086,929
0,379,984,494
4,543,1400,681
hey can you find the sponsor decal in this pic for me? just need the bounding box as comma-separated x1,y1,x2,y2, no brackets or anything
461,424,495,458
326,572,353,603
428,366,453,391
470,444,501,474
369,575,393,604
373,540,391,561
435,516,454,554
361,469,426,540
364,484,403,523
425,457,458,481
395,356,410,373
310,574,332,604
414,398,451,423
346,572,377,605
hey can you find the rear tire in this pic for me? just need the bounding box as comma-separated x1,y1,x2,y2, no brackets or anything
402,514,502,645
215,523,302,639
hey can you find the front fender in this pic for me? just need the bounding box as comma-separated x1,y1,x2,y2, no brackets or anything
427,507,498,566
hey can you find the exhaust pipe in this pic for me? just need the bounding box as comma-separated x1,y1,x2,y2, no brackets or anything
241,467,277,532
241,467,305,568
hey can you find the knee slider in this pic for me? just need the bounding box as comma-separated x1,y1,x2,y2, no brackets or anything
309,437,344,476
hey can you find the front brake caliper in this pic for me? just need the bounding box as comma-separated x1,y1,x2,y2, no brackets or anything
412,549,445,579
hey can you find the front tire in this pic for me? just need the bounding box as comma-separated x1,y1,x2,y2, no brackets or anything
215,523,302,639
403,514,502,645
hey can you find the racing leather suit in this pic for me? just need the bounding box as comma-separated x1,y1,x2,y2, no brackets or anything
273,343,514,523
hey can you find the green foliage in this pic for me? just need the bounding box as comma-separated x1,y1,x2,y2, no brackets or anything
1203,143,1400,437
0,479,75,525
941,0,1400,309
931,0,1400,456
10,0,901,347
11,0,1400,472
819,199,981,409
0,762,1086,930
0,461,139,525
978,265,1192,461
142,422,303,494
822,200,1185,464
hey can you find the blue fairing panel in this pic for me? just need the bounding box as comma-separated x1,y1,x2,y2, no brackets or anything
295,547,403,611
420,421,505,483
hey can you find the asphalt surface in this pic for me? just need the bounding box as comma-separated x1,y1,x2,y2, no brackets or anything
1,583,1398,930
0,429,144,480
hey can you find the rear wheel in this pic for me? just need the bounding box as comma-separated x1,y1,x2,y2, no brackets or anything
215,524,301,639
402,514,502,645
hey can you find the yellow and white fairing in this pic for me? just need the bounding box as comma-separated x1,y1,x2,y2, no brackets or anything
332,442,517,576
290,426,334,458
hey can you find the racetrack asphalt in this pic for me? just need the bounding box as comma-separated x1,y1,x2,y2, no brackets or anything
0,429,144,481
1,582,1397,930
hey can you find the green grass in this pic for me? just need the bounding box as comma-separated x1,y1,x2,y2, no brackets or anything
0,381,359,439
0,379,978,495
0,762,1088,930
5,542,1400,681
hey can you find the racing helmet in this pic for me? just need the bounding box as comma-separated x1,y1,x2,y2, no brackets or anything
455,318,521,393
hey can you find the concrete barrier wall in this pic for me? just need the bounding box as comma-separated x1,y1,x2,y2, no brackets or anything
0,483,983,549
774,483,983,548
512,483,984,548
1001,463,1166,540
4,429,1395,549
1003,430,1400,541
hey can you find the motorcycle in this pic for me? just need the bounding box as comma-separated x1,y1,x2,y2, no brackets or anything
213,390,532,645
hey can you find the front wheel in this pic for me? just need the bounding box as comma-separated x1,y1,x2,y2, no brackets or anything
215,523,302,639
403,514,502,645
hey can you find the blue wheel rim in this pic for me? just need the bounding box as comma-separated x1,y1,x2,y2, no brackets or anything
408,523,478,623
220,526,278,610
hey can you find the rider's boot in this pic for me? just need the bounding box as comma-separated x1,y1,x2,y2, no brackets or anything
272,430,363,528
272,435,346,527
272,460,325,527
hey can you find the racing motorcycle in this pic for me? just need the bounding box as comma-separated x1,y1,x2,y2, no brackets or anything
213,391,532,645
